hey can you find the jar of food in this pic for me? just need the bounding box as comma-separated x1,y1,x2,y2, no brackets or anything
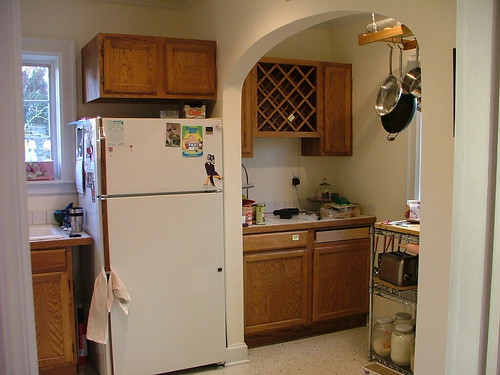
394,311,412,326
316,178,332,200
390,323,414,366
371,316,394,357
255,203,266,225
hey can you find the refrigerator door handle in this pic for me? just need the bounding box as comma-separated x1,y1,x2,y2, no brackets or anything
98,190,223,200
98,123,106,141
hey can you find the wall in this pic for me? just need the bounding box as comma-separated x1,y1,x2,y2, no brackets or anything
20,1,457,374
203,2,455,375
244,16,415,220
242,25,342,211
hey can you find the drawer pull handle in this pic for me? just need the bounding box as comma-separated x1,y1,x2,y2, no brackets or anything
292,234,300,241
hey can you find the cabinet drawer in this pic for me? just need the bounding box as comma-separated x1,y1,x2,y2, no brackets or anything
315,227,370,243
244,231,308,252
31,249,67,274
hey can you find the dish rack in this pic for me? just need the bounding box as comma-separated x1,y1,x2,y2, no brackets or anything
368,223,420,375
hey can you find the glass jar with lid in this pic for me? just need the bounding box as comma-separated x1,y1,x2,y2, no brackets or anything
394,311,412,326
390,323,415,366
371,316,394,357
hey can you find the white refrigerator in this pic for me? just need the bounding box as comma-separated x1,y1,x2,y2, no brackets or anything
78,117,226,375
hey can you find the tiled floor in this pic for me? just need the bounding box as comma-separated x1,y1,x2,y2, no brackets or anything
80,326,369,375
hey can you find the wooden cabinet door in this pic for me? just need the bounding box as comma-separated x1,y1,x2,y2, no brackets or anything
301,62,352,156
312,238,369,321
164,39,217,99
31,248,76,375
102,34,161,95
241,68,256,158
33,271,74,371
244,248,309,334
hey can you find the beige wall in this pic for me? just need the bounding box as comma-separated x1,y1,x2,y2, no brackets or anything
21,0,456,373
243,16,415,219
204,2,455,375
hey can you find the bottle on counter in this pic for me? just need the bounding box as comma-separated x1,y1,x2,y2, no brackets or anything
390,323,415,366
372,316,394,357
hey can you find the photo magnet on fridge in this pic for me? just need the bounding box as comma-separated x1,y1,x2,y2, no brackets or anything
182,125,203,157
165,123,181,147
204,154,223,187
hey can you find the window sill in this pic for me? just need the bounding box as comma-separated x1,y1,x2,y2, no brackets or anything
26,180,77,197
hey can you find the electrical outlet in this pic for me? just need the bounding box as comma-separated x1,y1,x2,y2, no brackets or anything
292,177,300,186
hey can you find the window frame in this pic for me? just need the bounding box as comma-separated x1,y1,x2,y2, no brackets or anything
22,59,58,168
22,38,76,196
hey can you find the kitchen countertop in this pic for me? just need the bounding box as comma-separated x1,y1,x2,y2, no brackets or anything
243,213,376,234
30,228,93,250
374,221,420,236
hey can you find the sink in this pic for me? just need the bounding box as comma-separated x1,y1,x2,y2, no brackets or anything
29,225,65,240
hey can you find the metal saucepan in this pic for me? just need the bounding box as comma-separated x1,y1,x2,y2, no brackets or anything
402,45,421,98
381,46,417,141
375,44,402,116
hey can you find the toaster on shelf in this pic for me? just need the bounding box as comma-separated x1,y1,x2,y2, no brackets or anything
378,251,419,287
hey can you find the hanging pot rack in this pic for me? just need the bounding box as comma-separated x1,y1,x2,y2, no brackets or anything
358,24,418,50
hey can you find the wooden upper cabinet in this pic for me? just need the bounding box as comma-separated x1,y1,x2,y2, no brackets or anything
241,70,255,158
102,35,161,96
82,33,217,102
241,57,352,157
242,57,323,140
165,39,217,97
301,62,352,156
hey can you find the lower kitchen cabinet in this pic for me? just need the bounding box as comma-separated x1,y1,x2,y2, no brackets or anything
244,248,310,334
31,247,77,375
243,231,310,336
312,238,370,321
243,222,373,347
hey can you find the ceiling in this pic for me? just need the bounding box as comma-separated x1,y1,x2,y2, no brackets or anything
88,0,198,8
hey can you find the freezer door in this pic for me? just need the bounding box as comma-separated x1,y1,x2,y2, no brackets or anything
99,118,223,195
105,192,226,375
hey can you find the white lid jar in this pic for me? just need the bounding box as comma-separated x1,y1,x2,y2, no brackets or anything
390,323,415,366
394,312,412,325
372,316,394,357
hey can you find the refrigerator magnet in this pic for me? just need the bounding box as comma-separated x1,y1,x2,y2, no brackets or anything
165,123,181,147
204,154,223,187
182,125,203,157
106,120,125,147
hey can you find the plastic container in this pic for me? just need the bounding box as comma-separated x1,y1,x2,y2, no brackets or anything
372,316,394,357
390,323,414,366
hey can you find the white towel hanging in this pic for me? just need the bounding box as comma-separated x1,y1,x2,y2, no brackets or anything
86,268,109,344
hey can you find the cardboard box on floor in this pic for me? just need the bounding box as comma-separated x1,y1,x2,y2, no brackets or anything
363,363,402,375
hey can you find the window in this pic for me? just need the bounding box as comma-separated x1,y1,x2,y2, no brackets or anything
22,38,76,194
23,60,57,165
